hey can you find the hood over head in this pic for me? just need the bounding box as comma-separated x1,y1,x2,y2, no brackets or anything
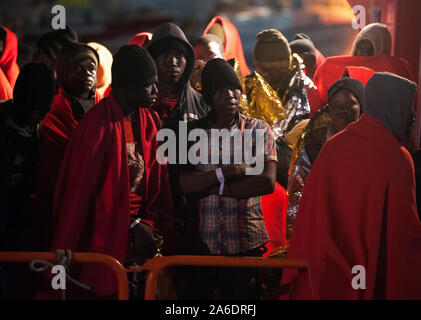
351,23,392,56
364,72,417,141
148,22,195,87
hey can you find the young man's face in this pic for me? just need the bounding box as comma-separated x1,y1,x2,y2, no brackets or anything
155,49,187,85
254,60,289,89
138,77,158,107
329,89,361,132
212,86,242,119
63,57,97,96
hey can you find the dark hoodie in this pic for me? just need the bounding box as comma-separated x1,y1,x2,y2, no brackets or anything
148,23,209,126
364,72,417,142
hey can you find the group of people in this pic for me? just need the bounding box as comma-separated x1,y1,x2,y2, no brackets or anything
0,16,420,300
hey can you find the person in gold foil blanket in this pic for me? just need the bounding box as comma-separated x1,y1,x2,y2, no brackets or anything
286,77,364,239
238,29,318,189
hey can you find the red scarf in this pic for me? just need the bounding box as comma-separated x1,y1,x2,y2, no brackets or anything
52,93,173,296
0,26,19,88
281,114,421,299
313,55,415,112
154,94,180,119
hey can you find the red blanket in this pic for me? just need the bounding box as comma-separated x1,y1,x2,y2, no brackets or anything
0,26,19,88
204,16,250,77
52,93,173,296
261,182,289,256
281,114,421,299
36,88,102,205
313,55,414,110
0,67,12,100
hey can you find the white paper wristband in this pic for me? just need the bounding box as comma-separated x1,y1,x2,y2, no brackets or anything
215,168,225,196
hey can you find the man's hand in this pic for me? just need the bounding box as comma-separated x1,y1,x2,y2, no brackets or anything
222,163,251,180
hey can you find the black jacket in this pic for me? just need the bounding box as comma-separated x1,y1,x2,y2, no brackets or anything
148,23,209,126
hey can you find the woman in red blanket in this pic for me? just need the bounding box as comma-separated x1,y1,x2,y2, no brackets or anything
51,45,174,298
35,44,101,214
281,72,421,300
0,26,19,88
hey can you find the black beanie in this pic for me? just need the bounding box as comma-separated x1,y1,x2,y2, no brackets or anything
111,45,157,89
328,77,364,108
289,38,315,56
35,27,78,61
148,37,188,59
201,58,242,106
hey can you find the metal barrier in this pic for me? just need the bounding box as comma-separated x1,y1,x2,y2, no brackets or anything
0,252,306,300
131,255,307,300
0,251,130,300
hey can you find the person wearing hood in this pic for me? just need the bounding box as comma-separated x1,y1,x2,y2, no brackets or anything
0,63,54,299
0,26,19,89
35,43,101,225
50,45,174,299
281,72,421,300
87,42,113,97
129,32,153,48
32,27,78,81
351,23,392,57
148,22,209,126
203,16,250,77
0,63,55,252
289,34,317,80
286,77,364,240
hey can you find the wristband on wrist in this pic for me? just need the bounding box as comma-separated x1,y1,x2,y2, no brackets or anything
215,167,225,196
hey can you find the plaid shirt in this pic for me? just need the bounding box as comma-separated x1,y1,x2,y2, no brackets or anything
189,113,277,255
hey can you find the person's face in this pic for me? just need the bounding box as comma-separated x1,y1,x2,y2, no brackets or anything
194,41,224,62
212,86,241,119
300,53,316,79
355,39,374,56
137,76,158,108
254,60,289,89
64,58,97,96
155,49,187,85
329,89,361,132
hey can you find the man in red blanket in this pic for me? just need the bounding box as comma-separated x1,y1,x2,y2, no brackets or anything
35,43,101,216
51,45,174,298
281,72,421,300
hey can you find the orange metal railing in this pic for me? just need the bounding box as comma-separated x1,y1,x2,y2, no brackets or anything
0,252,306,300
132,255,307,300
0,251,130,300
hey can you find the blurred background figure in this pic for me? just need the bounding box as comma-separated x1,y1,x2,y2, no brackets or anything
129,32,153,48
289,33,317,79
190,34,225,91
88,42,113,97
351,23,392,56
32,27,78,82
203,16,250,76
0,26,19,89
